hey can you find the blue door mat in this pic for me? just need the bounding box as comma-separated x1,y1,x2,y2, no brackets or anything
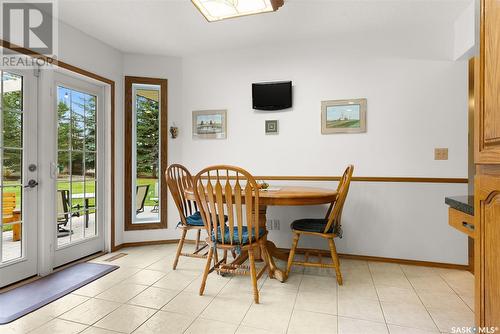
0,262,118,324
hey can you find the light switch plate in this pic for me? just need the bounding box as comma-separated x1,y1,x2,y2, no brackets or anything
435,148,449,160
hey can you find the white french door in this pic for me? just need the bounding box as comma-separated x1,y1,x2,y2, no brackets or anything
0,69,38,288
52,73,105,268
0,69,107,286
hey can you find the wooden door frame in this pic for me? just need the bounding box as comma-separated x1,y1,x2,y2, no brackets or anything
124,76,168,231
473,0,500,326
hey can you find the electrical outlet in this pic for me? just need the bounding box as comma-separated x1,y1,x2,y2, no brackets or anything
266,219,280,230
435,148,448,160
266,219,273,231
273,219,280,230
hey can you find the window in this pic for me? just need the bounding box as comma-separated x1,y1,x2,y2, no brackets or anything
124,77,167,230
56,85,99,247
1,71,24,263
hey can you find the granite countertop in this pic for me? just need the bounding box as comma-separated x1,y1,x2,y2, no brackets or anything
445,195,474,216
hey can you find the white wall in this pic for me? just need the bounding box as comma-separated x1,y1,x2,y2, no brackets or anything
265,181,467,264
180,42,469,264
182,44,468,177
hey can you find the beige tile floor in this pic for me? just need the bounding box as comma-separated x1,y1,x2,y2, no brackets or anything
0,244,474,334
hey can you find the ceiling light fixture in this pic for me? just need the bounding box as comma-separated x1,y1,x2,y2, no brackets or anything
192,0,284,22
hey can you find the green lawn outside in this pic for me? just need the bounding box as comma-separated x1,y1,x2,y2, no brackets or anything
2,225,13,231
1,178,159,232
326,119,361,129
136,178,159,206
3,178,158,207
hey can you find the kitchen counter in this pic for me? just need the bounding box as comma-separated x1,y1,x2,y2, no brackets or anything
445,195,474,216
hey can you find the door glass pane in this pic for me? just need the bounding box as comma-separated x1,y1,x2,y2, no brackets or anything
2,186,23,262
2,223,22,262
71,151,84,181
70,210,85,243
85,153,96,178
57,151,70,181
58,119,70,150
3,110,23,148
2,72,22,112
1,71,24,264
84,179,96,238
85,124,96,151
71,94,84,122
56,86,98,248
3,149,22,184
57,88,71,118
56,183,70,246
72,120,85,151
85,96,96,123
133,85,160,223
85,210,96,239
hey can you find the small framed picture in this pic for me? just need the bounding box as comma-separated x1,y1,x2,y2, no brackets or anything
192,110,227,139
265,120,279,135
321,98,367,134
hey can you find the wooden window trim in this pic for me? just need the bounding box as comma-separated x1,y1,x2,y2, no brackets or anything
124,76,168,231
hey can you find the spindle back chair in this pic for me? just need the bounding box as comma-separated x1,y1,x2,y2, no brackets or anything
193,165,271,303
166,164,207,270
285,165,354,284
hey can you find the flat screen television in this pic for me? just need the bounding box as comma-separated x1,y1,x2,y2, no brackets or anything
252,81,292,111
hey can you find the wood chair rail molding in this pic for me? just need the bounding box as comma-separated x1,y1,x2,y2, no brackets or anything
201,175,467,184
0,38,117,251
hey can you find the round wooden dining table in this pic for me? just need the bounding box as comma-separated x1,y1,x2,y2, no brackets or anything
184,186,338,282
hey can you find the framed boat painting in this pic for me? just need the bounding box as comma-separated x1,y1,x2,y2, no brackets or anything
192,110,227,139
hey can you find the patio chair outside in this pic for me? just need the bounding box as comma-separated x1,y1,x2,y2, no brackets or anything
151,182,159,213
136,185,150,214
57,190,80,235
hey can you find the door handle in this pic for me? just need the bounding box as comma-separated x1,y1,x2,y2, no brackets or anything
24,179,39,188
462,221,475,231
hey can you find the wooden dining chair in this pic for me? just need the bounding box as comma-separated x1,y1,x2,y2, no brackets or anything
194,165,272,304
166,164,209,270
285,165,354,285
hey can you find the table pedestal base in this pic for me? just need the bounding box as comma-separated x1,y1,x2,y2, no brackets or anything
256,205,290,282
216,206,293,282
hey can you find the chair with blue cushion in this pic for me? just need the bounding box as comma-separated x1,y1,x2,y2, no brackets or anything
285,165,354,285
167,164,209,270
194,165,272,304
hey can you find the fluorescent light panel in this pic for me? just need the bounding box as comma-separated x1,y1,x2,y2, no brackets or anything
192,0,277,22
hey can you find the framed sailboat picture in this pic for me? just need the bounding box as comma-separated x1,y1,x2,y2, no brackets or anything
192,110,227,139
